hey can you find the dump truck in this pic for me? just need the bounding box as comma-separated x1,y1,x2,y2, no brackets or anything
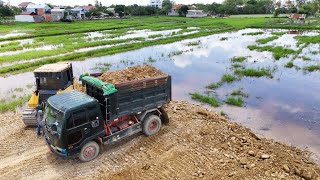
22,62,81,126
44,68,171,162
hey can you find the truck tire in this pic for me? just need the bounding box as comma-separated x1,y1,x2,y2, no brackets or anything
142,115,162,136
79,141,100,162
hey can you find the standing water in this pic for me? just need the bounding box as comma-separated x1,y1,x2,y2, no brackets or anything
1,29,319,161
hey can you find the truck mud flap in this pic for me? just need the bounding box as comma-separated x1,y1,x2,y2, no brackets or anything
103,122,142,145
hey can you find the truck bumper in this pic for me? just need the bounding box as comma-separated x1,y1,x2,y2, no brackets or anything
44,135,78,159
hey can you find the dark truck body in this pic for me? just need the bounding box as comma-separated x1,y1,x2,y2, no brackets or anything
45,73,171,160
86,74,172,121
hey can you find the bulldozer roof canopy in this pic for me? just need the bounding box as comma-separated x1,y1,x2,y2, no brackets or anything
34,62,71,73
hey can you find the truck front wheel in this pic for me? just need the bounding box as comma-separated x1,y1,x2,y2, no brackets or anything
79,141,100,162
142,115,162,136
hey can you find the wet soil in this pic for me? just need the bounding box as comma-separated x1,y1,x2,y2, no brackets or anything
0,101,319,179
99,65,167,84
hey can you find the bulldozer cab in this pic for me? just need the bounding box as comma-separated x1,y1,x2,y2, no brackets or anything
34,62,74,91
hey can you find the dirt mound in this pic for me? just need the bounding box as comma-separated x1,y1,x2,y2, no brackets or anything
99,65,167,84
0,102,319,179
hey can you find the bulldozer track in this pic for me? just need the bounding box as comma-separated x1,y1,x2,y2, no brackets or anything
0,102,319,179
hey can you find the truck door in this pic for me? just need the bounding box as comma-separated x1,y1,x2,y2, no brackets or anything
66,109,91,150
86,105,103,135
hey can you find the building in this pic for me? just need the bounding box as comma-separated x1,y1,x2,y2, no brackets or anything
83,5,96,12
289,14,306,24
18,2,32,8
26,4,51,15
150,0,162,8
51,9,66,21
168,4,183,16
70,8,85,19
186,10,207,18
15,3,53,22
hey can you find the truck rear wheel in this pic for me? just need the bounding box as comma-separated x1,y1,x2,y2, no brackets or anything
142,115,161,136
79,141,100,162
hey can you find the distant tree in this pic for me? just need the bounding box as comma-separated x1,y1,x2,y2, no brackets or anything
161,0,173,15
115,4,125,17
177,5,189,16
0,5,15,17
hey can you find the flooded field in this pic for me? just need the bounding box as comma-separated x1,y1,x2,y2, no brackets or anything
0,28,319,161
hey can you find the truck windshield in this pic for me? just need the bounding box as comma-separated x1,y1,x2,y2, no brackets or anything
45,104,64,135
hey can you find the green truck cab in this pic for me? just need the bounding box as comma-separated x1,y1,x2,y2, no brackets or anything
44,74,171,162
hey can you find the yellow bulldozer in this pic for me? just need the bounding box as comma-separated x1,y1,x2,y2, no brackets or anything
22,62,82,126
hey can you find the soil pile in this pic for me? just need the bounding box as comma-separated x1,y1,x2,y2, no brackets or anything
0,101,319,179
99,65,167,84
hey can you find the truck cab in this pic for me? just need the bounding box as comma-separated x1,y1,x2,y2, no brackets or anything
44,91,105,159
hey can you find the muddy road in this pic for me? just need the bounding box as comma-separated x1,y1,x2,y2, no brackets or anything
0,101,319,179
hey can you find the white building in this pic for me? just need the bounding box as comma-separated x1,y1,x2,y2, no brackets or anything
150,0,162,8
26,4,51,15
186,10,207,18
51,9,66,21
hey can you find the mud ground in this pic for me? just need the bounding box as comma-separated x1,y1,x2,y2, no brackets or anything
0,101,319,179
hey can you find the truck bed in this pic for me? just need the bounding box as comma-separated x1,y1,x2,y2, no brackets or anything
83,73,171,121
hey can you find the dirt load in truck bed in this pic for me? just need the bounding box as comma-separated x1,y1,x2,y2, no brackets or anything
98,65,167,84
0,101,319,179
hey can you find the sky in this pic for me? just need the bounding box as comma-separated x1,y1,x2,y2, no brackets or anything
4,0,223,6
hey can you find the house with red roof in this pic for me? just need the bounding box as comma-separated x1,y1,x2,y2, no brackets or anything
18,2,32,8
289,14,306,24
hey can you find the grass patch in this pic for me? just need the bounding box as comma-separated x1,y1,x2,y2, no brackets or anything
234,68,272,78
231,56,246,63
242,32,263,36
256,36,279,44
148,34,163,38
231,63,245,69
187,41,200,46
190,92,220,107
295,34,320,44
231,89,249,97
248,45,295,60
206,74,238,89
304,65,320,72
148,57,156,63
302,56,311,61
311,51,318,55
225,97,244,107
14,87,24,92
285,61,294,68
0,95,30,113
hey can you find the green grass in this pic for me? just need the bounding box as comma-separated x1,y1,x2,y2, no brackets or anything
190,92,220,107
188,41,200,46
231,89,249,97
311,51,318,55
248,45,295,60
206,74,238,89
285,61,294,68
304,65,320,72
234,68,272,78
231,63,245,69
242,32,263,36
148,57,156,62
148,34,163,38
295,34,320,44
256,36,279,44
302,56,311,61
221,74,237,83
225,97,244,107
0,95,30,113
13,87,24,92
231,56,246,63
